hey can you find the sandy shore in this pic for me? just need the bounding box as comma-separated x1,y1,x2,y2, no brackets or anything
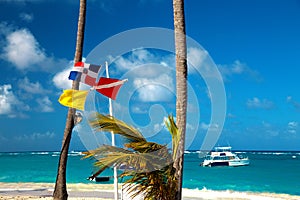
0,182,300,200
0,183,113,200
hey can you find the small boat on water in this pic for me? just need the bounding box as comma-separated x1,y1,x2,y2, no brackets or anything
88,176,110,182
201,146,250,167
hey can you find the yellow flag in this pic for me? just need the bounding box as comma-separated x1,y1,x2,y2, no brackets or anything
58,89,88,111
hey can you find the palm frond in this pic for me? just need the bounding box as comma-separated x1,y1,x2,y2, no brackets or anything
88,113,146,143
84,145,166,172
165,115,180,160
83,113,180,199
83,145,131,160
121,164,177,200
125,141,166,154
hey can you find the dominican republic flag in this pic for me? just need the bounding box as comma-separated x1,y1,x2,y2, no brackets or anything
94,77,127,100
68,61,101,86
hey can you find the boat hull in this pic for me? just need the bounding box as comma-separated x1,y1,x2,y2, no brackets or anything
210,161,229,167
228,159,250,167
202,160,249,167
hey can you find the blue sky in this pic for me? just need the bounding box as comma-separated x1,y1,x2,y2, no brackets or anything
0,0,300,152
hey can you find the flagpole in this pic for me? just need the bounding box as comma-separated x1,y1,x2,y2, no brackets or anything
105,61,118,200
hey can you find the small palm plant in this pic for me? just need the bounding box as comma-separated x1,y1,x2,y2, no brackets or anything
83,113,180,200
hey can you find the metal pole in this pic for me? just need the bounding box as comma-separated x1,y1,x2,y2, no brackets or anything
105,61,118,200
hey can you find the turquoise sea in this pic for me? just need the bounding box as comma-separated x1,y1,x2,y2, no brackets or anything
0,151,299,196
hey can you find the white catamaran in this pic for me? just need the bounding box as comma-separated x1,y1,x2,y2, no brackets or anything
201,146,250,167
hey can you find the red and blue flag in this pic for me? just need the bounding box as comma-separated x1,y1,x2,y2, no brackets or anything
68,62,101,86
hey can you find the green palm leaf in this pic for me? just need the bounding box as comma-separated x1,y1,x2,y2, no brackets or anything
83,113,179,200
121,165,177,200
165,115,180,160
84,145,167,174
88,113,146,143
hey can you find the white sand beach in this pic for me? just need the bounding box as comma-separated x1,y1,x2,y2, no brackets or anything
0,183,300,200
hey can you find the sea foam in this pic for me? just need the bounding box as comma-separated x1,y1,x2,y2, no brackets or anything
182,188,300,200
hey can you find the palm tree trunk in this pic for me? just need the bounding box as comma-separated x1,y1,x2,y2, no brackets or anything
173,0,187,199
53,0,86,199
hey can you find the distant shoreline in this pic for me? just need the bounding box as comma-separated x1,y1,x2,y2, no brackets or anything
0,182,300,200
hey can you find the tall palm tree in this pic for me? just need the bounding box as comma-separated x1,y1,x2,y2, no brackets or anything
83,113,180,200
53,0,86,199
173,0,188,199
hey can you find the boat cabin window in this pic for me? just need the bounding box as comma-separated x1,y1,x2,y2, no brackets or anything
220,153,226,156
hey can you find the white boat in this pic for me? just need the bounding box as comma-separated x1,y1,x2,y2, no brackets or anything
201,146,250,167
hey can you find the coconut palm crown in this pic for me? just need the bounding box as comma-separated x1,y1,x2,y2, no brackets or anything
83,113,180,200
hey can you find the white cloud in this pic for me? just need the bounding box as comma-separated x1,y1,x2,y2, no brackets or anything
287,121,298,134
0,84,29,118
186,123,195,131
3,28,46,69
218,60,262,82
110,48,158,72
131,105,147,114
18,77,49,94
153,122,164,133
246,97,274,110
136,84,171,102
132,48,154,62
287,130,296,134
52,65,73,90
36,96,54,112
231,61,245,74
52,60,90,90
0,22,13,36
0,84,13,115
227,113,236,118
199,122,219,131
287,96,300,111
14,131,55,141
266,130,279,137
187,47,208,70
110,48,175,76
112,55,136,71
0,23,68,72
187,103,198,113
262,121,272,128
133,73,174,102
199,122,209,130
186,47,225,82
19,13,34,22
256,121,280,137
110,49,176,102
